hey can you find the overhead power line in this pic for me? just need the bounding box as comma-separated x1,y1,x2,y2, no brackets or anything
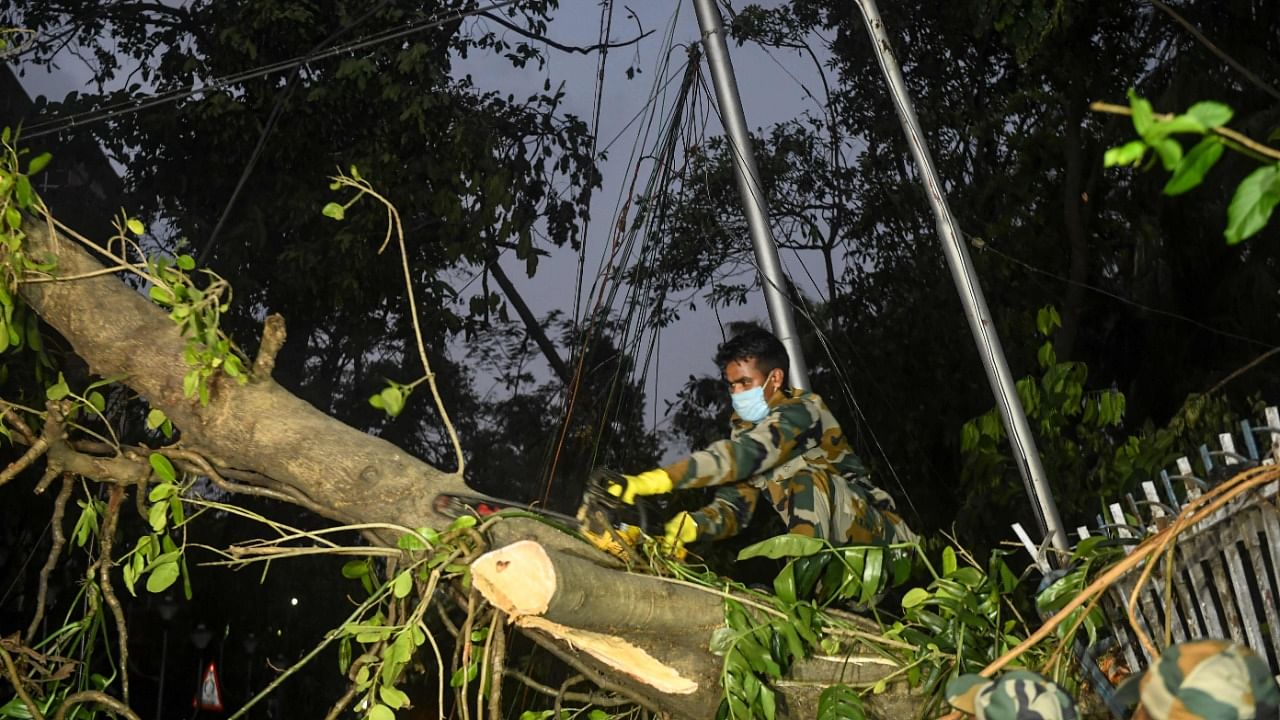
21,0,523,140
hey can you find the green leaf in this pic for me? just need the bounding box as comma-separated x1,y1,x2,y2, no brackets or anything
1164,136,1224,196
1225,164,1280,245
1151,138,1182,171
148,500,169,533
1037,341,1056,370
397,532,426,551
901,587,930,609
149,285,175,305
146,560,180,593
1127,89,1154,136
176,254,196,271
379,387,404,417
321,202,345,221
341,560,369,579
149,453,177,483
183,370,199,398
1185,101,1233,129
367,704,395,720
817,684,866,720
1101,140,1146,168
392,570,412,599
448,515,477,531
26,152,51,176
45,373,69,400
74,501,98,547
146,408,168,430
859,547,884,605
127,218,145,236
737,534,824,560
941,546,957,576
378,686,410,710
708,627,735,656
1145,113,1206,141
772,563,797,605
87,390,105,413
950,567,984,588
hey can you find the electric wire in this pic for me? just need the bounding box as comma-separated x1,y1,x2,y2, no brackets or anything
196,0,392,265
21,0,524,140
537,5,691,502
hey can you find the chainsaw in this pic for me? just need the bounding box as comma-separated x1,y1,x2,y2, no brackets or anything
431,468,658,562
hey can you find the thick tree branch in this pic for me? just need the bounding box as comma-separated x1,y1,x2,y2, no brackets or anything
252,313,287,380
486,257,572,384
17,216,471,532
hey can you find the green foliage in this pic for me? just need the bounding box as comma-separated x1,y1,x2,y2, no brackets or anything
141,237,248,404
715,536,918,717
0,128,55,363
885,545,1040,715
1035,537,1122,648
1103,91,1279,244
961,306,1131,523
816,684,867,720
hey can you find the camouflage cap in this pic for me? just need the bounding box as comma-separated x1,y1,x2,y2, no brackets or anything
946,670,1079,720
1117,639,1280,720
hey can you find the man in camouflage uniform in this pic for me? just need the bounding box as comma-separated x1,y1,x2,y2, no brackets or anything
609,325,913,552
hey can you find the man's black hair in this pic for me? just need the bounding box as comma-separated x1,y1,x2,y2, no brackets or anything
714,323,790,381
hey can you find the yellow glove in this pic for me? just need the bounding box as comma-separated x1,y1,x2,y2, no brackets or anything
606,468,673,504
660,511,700,559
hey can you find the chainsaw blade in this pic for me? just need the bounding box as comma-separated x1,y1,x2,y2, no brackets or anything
432,493,578,526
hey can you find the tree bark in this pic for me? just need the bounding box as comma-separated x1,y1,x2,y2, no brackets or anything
472,540,921,719
18,219,469,530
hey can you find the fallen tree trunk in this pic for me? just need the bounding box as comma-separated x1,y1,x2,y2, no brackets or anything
12,216,924,719
472,539,922,718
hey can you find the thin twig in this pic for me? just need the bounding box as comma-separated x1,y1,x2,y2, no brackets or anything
98,486,131,704
333,176,465,477
27,474,73,641
0,645,45,720
458,590,479,720
555,673,586,716
1090,101,1280,162
1205,346,1280,396
503,669,636,707
0,402,38,444
1148,0,1280,102
322,683,360,720
488,614,507,719
52,691,141,720
0,416,55,487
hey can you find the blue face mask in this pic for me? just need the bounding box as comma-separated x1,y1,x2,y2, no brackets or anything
731,385,771,423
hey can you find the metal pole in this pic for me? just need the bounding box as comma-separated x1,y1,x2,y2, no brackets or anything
692,0,811,390
851,0,1068,552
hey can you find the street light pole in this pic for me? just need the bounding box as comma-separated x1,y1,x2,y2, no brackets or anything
849,0,1068,552
691,0,811,390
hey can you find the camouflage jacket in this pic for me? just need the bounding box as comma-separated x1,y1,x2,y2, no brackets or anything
662,389,908,544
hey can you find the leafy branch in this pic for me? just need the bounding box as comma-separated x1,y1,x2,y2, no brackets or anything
1095,92,1280,244
323,167,465,477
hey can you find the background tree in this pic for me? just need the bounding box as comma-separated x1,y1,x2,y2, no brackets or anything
652,0,1280,550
